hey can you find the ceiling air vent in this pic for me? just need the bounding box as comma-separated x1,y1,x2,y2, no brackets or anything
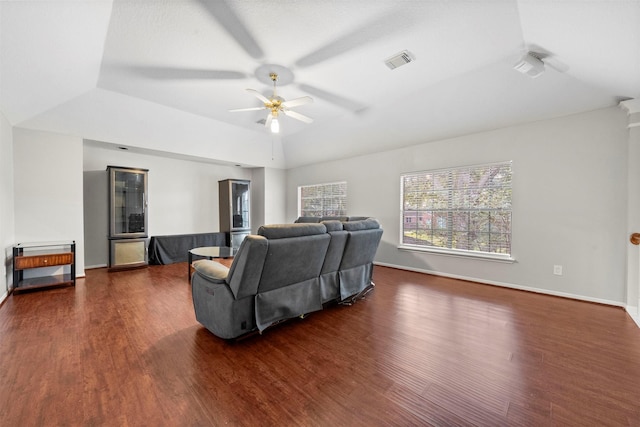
385,50,415,70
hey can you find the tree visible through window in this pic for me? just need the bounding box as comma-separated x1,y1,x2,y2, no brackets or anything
401,162,512,256
299,182,347,217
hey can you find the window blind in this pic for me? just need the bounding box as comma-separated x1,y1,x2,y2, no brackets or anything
401,162,512,256
299,181,347,217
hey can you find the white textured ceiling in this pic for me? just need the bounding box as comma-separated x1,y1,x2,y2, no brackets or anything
1,0,639,169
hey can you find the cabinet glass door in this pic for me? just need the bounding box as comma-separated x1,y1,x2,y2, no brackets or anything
231,181,250,230
109,167,148,238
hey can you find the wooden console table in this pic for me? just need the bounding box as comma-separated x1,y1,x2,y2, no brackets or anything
13,241,76,293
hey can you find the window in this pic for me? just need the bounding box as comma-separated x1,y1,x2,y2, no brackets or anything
401,162,512,259
298,181,347,217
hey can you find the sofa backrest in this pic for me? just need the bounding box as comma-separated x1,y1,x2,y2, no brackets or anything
320,216,348,222
347,216,370,222
294,216,366,223
256,223,330,292
294,216,321,223
340,218,383,270
226,235,269,299
338,218,383,300
318,220,348,302
320,220,348,275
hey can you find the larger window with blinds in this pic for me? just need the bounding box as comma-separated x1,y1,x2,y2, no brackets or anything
298,181,347,217
401,162,512,259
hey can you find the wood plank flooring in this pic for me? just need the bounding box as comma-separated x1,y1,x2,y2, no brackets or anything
1,263,640,426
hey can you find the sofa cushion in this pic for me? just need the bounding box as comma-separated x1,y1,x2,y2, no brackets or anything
258,223,327,239
342,218,380,231
321,220,344,232
227,235,269,299
321,216,348,222
294,216,321,223
258,233,330,292
193,260,229,283
319,222,348,303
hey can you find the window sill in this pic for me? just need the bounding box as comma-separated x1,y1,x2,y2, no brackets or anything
397,244,516,263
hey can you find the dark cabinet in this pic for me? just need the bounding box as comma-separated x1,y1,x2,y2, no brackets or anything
108,166,149,269
219,179,250,248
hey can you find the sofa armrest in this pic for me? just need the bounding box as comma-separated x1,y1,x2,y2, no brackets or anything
193,260,230,283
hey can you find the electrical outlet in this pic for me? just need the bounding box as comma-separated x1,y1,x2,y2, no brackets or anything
553,265,563,276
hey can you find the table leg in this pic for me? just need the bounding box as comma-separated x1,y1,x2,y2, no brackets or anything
188,251,193,281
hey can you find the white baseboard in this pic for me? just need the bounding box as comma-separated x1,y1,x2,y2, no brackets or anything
626,306,640,328
374,261,626,309
85,264,107,270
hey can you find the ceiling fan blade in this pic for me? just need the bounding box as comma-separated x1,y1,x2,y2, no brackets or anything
282,109,314,124
246,88,271,104
229,106,267,112
294,9,421,68
197,0,264,60
298,83,367,114
281,96,313,108
544,57,570,73
103,64,247,80
265,113,273,128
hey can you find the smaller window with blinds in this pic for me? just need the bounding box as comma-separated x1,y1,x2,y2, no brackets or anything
401,162,513,259
298,181,347,218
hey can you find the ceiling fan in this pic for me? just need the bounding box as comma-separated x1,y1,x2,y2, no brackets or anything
229,72,313,133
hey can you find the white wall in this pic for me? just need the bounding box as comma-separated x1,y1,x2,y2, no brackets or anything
251,168,265,234
265,167,287,224
13,128,85,277
622,102,640,325
287,107,629,305
83,144,255,266
0,111,15,300
240,167,287,235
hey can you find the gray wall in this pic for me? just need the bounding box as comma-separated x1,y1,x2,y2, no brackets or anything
2,106,630,307
0,112,15,301
83,170,108,268
83,144,253,267
13,128,85,277
264,167,287,224
286,106,629,305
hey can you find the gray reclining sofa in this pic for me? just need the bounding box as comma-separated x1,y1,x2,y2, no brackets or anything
294,215,371,223
191,218,382,339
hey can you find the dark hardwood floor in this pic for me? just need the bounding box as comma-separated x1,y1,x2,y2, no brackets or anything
1,263,640,426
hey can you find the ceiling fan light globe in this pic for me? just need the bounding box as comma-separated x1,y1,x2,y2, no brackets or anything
270,118,280,133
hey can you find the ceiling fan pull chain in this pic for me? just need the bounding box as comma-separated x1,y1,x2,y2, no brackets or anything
270,73,278,98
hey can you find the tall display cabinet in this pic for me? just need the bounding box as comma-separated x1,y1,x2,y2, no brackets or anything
219,179,250,248
108,166,149,270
